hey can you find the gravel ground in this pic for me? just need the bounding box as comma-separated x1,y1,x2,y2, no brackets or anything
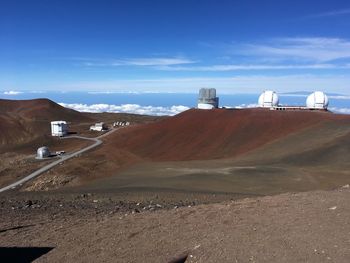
1,186,350,262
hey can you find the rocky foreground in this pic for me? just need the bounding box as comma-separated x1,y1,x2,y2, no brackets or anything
1,187,350,262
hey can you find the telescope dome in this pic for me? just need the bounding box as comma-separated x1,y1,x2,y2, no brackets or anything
306,91,329,109
258,90,279,108
37,146,50,159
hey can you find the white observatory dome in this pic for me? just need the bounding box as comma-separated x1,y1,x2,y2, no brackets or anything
258,90,279,108
306,91,329,109
37,146,50,159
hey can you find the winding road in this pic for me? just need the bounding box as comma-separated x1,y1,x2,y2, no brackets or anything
0,129,117,193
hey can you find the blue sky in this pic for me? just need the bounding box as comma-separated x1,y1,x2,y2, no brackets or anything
1,0,350,94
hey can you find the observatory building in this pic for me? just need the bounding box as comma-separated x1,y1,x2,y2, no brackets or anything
51,121,68,137
306,91,329,110
258,90,279,108
36,146,51,159
198,88,219,109
90,122,108,131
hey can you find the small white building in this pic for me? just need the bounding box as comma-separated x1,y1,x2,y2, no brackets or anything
90,122,107,131
51,121,68,137
37,146,51,159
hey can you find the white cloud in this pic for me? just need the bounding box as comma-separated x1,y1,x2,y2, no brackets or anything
83,57,196,67
158,63,339,71
87,90,179,94
71,38,350,73
29,90,46,94
305,8,350,18
153,38,350,71
3,90,23,95
280,94,350,99
229,103,259,109
328,95,350,100
87,91,141,94
61,74,350,95
59,103,190,116
329,107,350,114
239,38,350,62
121,57,195,66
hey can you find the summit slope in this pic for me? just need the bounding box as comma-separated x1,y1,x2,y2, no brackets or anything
104,108,345,161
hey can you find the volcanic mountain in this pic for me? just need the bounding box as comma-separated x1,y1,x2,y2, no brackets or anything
0,98,92,151
103,108,350,161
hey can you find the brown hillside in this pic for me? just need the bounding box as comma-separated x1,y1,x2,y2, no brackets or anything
0,98,92,150
105,108,349,161
0,98,88,121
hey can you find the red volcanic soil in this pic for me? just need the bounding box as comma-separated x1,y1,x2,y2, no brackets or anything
0,98,88,121
105,108,350,161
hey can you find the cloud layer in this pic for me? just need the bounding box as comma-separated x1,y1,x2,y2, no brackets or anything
79,37,350,72
158,63,340,71
63,74,350,94
3,90,23,95
305,8,350,19
238,37,350,63
59,103,190,116
59,102,350,116
83,57,196,67
329,107,350,114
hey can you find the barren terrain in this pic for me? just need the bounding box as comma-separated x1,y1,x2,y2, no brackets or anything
1,99,350,262
0,98,164,189
1,187,350,262
21,108,350,198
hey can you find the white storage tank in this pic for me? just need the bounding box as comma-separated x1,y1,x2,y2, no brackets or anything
258,90,279,108
306,91,329,109
37,146,50,159
51,121,68,136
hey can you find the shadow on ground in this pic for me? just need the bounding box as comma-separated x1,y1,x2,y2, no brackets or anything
0,247,54,262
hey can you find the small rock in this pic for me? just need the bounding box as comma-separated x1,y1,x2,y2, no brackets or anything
194,245,201,250
341,184,349,189
329,206,337,210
